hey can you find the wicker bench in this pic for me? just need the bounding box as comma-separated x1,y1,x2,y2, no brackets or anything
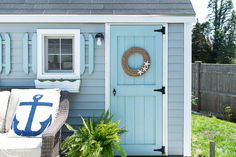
0,89,69,157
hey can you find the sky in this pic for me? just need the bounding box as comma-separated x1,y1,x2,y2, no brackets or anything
190,0,236,23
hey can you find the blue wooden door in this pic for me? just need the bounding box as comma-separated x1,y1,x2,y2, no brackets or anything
111,25,164,156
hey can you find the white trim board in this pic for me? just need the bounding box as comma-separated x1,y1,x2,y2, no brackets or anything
105,23,111,112
0,15,195,23
162,23,168,155
105,23,169,155
183,23,193,157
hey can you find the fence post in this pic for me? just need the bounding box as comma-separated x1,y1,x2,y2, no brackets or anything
195,61,202,111
210,142,215,157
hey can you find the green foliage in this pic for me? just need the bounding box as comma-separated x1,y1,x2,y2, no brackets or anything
192,21,212,63
193,0,236,64
207,0,236,63
192,94,199,106
223,10,236,63
192,114,236,157
61,111,127,157
224,105,233,121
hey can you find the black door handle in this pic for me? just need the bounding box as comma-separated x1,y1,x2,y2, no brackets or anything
154,86,165,94
113,89,116,96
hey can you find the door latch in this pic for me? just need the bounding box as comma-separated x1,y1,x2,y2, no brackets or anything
113,89,116,96
154,86,165,94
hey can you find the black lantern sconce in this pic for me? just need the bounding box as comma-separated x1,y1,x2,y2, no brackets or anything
95,33,104,46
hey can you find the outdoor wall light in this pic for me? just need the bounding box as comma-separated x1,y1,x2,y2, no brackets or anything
95,33,104,46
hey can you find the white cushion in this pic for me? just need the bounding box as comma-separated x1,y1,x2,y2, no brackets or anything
0,91,11,133
6,89,61,137
0,133,41,157
5,90,21,132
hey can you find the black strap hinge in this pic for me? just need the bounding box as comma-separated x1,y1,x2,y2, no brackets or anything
153,86,166,94
154,146,166,155
154,26,166,34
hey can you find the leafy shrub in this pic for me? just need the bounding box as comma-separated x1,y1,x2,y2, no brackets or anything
224,105,233,121
61,111,127,157
192,94,199,106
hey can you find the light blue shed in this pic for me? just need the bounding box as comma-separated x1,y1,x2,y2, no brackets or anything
0,0,195,156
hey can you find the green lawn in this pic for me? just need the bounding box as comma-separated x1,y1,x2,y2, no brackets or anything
192,114,236,157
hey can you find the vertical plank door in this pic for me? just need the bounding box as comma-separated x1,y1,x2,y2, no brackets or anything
111,25,164,156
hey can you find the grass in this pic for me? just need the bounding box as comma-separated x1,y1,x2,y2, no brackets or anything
192,114,236,157
232,58,236,64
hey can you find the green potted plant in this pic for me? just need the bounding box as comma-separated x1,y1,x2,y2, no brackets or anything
61,111,127,157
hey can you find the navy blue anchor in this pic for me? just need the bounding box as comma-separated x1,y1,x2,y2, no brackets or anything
12,94,53,136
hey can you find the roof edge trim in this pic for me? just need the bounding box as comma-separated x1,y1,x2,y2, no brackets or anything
0,15,196,23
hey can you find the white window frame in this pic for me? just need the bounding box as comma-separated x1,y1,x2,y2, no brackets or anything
37,29,80,79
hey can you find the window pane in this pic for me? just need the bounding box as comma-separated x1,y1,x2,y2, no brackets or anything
61,39,72,54
48,39,60,54
61,55,72,70
48,55,60,70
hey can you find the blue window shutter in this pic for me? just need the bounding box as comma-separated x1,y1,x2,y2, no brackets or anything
5,33,11,75
0,35,2,73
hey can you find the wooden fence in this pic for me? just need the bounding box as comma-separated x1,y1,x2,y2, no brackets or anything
192,62,236,114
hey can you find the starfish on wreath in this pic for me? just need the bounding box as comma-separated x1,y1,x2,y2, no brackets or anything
138,69,144,75
144,61,150,66
142,66,148,72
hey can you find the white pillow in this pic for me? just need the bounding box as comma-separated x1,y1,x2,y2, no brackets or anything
5,90,20,132
0,91,11,133
7,89,61,137
5,89,61,132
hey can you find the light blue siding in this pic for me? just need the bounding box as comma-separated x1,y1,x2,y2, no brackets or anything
168,24,184,155
31,33,37,74
23,33,29,74
88,34,94,75
80,34,85,75
0,23,185,156
0,24,105,138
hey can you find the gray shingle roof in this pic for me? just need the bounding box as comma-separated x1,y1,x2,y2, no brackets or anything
0,0,195,15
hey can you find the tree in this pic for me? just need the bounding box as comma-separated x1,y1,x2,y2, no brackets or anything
207,0,236,63
223,11,236,63
192,21,212,63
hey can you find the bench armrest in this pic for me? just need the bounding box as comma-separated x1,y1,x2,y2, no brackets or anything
41,95,69,157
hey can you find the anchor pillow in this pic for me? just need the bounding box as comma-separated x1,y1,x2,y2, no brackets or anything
8,89,61,137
